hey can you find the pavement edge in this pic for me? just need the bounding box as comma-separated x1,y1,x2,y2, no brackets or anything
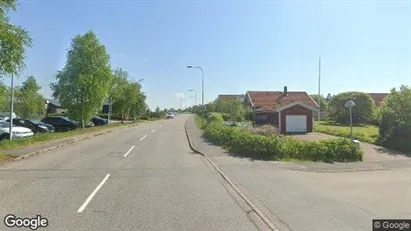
12,122,143,162
184,116,280,231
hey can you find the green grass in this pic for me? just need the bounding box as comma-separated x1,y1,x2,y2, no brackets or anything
0,153,17,162
315,120,379,144
194,114,205,129
0,121,145,150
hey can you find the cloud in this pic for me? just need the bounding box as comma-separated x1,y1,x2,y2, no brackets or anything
175,92,185,99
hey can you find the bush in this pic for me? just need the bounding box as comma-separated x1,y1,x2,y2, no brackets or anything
140,115,149,120
378,86,411,152
246,124,281,137
206,112,224,124
204,121,363,162
328,91,375,124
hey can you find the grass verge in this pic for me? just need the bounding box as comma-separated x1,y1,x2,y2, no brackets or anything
0,120,144,150
0,153,18,162
314,121,379,144
194,114,205,129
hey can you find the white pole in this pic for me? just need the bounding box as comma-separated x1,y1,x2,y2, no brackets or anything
9,74,14,141
318,57,321,121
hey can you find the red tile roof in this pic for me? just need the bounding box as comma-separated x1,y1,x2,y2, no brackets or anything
247,91,318,111
368,93,389,106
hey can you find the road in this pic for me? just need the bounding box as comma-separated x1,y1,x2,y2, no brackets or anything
0,115,259,231
1,114,410,231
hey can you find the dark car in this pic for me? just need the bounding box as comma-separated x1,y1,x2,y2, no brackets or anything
7,118,55,133
41,116,78,132
92,116,108,126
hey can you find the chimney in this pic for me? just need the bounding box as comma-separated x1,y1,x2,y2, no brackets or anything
283,86,288,96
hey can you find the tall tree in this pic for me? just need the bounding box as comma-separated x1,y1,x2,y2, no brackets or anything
15,75,45,118
0,82,8,110
328,92,375,124
0,0,32,78
50,31,113,128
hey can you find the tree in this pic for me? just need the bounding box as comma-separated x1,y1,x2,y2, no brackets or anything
0,82,8,110
328,92,375,124
378,85,411,151
14,76,44,118
310,94,328,120
50,31,112,128
0,0,32,78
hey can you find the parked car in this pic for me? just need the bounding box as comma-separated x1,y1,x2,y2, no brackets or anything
6,118,55,133
92,116,108,126
166,113,174,119
0,121,34,140
41,116,78,132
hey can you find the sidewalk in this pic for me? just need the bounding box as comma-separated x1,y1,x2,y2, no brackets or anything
4,122,142,158
184,116,411,172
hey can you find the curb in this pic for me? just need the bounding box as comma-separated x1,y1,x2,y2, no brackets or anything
184,117,280,231
11,122,142,162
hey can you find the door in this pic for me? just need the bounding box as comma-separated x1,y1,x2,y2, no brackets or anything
285,115,307,133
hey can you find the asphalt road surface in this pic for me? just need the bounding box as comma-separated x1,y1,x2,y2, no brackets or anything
0,115,259,231
2,114,410,231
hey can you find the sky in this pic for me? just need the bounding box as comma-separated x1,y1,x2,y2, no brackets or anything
5,0,411,110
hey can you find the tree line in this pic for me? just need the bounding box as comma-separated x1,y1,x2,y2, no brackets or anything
0,1,151,127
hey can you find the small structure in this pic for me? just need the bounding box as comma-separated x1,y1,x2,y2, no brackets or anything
244,86,319,134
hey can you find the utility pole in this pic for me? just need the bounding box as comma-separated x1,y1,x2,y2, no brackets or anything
318,58,321,122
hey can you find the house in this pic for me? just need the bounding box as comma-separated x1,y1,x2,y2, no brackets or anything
368,93,389,107
217,94,246,103
244,86,319,133
45,99,67,114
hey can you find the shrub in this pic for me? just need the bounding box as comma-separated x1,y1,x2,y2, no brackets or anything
378,86,411,152
204,121,363,162
328,91,375,124
140,115,149,120
206,112,224,124
246,124,281,136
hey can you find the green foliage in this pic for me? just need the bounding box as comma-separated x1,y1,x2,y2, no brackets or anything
311,94,328,120
0,0,32,77
246,124,280,136
14,76,45,118
204,121,363,162
206,112,224,124
328,91,375,124
0,82,8,110
314,121,378,144
378,85,411,152
50,31,113,128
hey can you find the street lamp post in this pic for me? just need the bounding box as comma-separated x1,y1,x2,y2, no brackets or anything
187,65,204,126
9,74,14,141
344,100,356,140
189,89,197,105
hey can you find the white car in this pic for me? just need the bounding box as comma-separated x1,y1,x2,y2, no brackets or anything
0,121,34,141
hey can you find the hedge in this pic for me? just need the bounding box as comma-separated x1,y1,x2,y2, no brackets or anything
204,121,363,162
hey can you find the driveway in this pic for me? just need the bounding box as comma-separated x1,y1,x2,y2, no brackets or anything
292,132,411,162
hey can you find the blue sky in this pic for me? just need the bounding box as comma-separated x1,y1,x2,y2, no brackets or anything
7,0,411,110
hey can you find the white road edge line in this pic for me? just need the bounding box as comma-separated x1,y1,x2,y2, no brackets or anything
77,174,110,213
159,125,163,128
151,129,156,133
123,145,135,157
140,134,147,140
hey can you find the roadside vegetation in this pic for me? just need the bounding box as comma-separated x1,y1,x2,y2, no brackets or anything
0,1,172,153
314,121,378,144
190,102,363,162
